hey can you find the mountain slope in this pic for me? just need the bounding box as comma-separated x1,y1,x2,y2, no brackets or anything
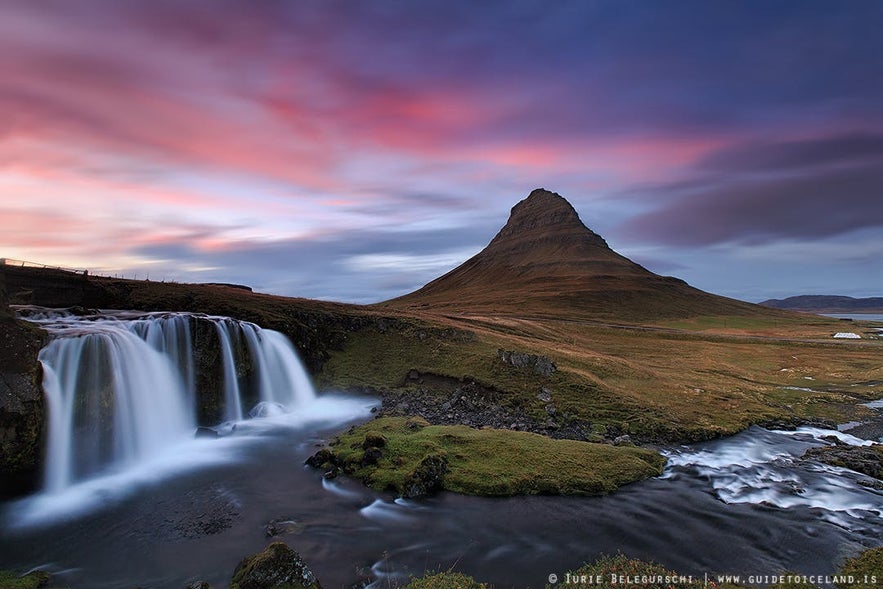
761,295,883,314
383,189,773,321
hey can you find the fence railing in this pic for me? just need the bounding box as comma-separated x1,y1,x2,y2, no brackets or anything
0,258,89,275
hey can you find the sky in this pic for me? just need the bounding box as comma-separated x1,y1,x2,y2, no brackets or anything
1,0,881,304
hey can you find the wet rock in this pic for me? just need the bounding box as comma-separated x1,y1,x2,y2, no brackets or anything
265,518,305,538
402,454,448,498
305,448,337,470
803,444,883,480
230,541,322,589
0,570,51,588
195,427,219,439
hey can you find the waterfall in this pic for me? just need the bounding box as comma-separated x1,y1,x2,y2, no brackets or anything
19,308,317,493
215,321,245,422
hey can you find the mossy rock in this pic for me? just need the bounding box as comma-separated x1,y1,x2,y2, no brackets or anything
837,547,883,589
315,417,665,497
230,542,321,589
403,571,486,589
0,570,52,589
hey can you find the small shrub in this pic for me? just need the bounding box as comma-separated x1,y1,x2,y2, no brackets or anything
403,571,485,589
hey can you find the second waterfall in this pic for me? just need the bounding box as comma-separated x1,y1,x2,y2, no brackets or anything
19,307,317,493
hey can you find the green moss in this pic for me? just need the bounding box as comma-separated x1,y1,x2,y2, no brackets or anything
837,547,883,589
229,542,321,589
403,571,486,589
548,554,707,589
0,570,51,589
320,417,665,497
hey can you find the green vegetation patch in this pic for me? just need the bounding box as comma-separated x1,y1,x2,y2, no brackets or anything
837,547,883,589
548,553,708,589
314,417,665,497
0,570,52,589
403,571,486,589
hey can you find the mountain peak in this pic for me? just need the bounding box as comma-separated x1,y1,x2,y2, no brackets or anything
383,188,763,320
492,188,608,248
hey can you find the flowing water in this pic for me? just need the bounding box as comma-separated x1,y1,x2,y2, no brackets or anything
0,308,881,588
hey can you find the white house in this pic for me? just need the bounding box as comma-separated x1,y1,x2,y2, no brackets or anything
833,332,861,339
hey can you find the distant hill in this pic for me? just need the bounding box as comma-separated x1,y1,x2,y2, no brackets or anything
383,188,779,321
760,295,883,314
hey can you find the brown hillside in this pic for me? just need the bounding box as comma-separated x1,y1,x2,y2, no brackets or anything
383,189,773,321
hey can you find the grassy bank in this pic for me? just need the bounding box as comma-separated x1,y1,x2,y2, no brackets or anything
311,416,665,497
318,310,883,441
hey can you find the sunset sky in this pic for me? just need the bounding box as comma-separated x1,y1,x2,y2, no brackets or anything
2,1,881,303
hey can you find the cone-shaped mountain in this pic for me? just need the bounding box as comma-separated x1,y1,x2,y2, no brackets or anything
384,189,766,320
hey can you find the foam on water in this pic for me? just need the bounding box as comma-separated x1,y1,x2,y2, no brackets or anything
663,426,883,526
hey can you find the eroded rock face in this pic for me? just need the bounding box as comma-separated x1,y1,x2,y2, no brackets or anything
230,542,322,589
497,349,556,376
0,270,48,496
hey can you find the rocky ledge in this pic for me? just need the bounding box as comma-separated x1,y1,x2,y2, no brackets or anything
803,441,883,488
0,271,47,496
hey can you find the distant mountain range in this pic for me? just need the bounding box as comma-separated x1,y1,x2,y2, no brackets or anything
760,295,883,314
383,188,777,321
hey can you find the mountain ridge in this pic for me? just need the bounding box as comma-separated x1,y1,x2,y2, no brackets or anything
383,188,774,321
761,295,883,314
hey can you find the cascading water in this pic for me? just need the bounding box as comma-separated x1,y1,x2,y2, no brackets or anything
17,307,318,494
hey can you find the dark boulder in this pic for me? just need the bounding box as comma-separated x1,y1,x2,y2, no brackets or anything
360,447,383,467
230,542,322,589
402,454,448,498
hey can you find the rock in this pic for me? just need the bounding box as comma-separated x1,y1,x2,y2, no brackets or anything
305,448,337,470
195,427,220,439
361,432,386,450
613,435,633,446
0,570,51,588
405,417,428,430
804,444,883,480
537,388,552,402
230,541,322,589
497,349,556,376
265,518,305,538
545,403,557,416
187,581,212,589
360,447,383,466
402,454,448,498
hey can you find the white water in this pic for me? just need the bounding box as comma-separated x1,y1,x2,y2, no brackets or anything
662,426,883,527
18,307,321,496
